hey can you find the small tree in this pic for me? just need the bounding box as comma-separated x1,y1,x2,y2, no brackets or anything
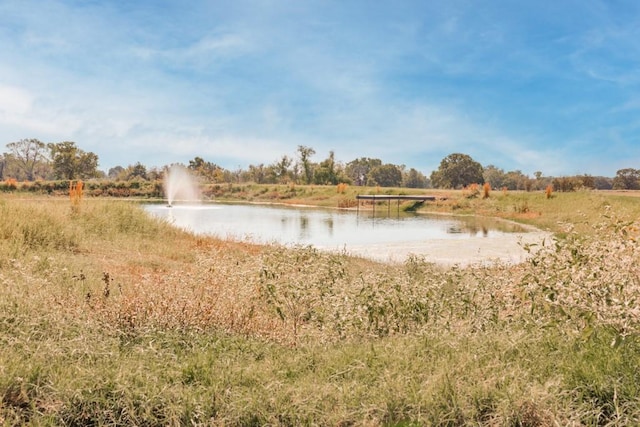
188,156,227,182
248,163,267,184
431,153,484,189
314,151,340,185
345,157,382,186
297,145,316,184
127,162,148,180
483,165,507,190
269,155,293,184
404,168,429,188
108,166,125,179
48,141,100,180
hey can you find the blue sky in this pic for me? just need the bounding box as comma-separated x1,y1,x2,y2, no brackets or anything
1,0,639,177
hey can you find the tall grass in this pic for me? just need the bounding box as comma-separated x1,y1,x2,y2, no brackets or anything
2,194,640,424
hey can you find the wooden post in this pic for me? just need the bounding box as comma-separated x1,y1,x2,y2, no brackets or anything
372,195,375,217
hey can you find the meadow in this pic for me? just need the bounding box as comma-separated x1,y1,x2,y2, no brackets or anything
1,187,640,425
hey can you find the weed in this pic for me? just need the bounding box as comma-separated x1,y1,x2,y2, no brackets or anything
545,184,553,199
69,180,84,211
483,182,491,199
463,183,481,198
3,195,640,424
514,199,530,213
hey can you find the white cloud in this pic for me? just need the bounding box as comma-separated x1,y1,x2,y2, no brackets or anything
0,85,32,115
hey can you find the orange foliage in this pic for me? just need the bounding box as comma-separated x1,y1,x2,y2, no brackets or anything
463,183,480,198
70,180,84,207
482,182,491,199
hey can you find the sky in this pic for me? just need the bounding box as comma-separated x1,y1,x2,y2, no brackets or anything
1,0,639,177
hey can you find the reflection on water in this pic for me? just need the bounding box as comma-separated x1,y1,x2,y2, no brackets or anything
324,217,334,237
299,215,310,240
145,203,528,249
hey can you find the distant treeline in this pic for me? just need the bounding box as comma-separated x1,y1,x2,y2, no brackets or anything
1,139,636,191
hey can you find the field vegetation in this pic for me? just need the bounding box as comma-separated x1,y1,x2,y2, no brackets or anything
2,189,640,425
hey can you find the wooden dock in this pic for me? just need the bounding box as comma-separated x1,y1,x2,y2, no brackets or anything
355,194,437,215
356,195,436,202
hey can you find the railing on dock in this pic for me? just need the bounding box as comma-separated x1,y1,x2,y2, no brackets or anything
355,194,437,216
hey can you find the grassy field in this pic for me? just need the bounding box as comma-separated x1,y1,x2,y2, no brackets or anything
2,188,640,425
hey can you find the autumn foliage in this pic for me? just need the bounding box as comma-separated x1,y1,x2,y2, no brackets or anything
482,182,491,199
69,180,84,208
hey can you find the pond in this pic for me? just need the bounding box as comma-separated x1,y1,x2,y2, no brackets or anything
143,203,549,266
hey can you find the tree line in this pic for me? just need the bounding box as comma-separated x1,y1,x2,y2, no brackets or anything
0,138,637,191
1,139,99,181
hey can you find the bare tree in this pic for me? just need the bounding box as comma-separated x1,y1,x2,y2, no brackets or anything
5,138,48,181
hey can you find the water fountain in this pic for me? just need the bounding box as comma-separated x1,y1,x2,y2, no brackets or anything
164,164,201,207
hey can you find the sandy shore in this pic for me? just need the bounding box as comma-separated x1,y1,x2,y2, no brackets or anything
324,229,552,267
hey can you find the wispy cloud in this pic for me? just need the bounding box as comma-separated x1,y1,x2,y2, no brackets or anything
0,0,639,176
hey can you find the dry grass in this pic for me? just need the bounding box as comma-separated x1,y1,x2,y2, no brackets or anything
2,192,640,424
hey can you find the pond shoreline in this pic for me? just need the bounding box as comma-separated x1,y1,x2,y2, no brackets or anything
145,200,553,267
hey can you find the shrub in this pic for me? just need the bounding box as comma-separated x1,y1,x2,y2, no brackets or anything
482,182,491,199
463,183,480,198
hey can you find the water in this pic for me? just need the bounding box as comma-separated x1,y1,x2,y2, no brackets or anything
164,165,200,206
143,202,528,251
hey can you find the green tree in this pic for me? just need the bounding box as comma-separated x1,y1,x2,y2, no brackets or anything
313,151,339,185
612,168,640,190
48,141,99,180
483,165,507,190
269,155,293,184
5,138,49,181
404,168,429,188
188,156,226,182
108,165,125,179
504,170,533,191
126,162,148,180
297,145,316,184
593,176,613,190
248,163,267,184
430,153,484,189
345,157,382,186
367,163,403,187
